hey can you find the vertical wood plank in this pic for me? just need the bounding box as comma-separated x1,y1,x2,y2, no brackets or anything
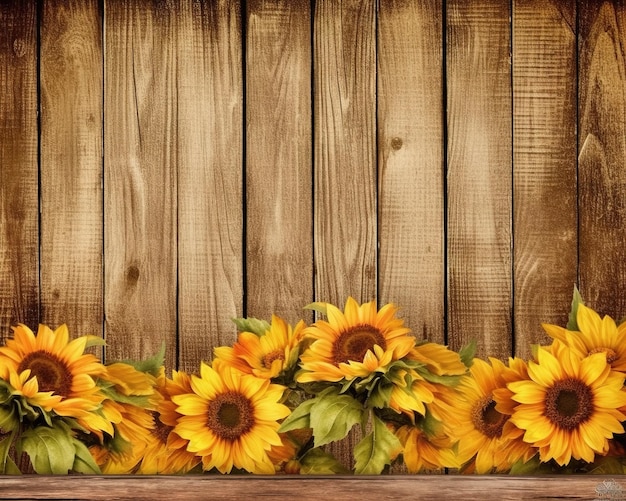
314,0,377,307
313,0,377,469
40,0,103,340
104,0,177,366
579,1,626,319
245,0,313,325
446,0,512,358
378,0,445,343
0,0,39,339
512,0,577,358
176,0,244,372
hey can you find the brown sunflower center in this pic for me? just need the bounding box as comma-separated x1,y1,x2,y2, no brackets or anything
545,378,594,430
262,350,285,369
471,396,507,439
151,412,173,445
207,391,255,441
588,347,618,364
332,325,386,365
17,351,73,396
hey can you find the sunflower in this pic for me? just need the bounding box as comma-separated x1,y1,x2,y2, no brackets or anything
395,423,459,472
214,315,305,380
297,297,415,383
136,369,200,474
508,343,626,466
543,303,626,372
0,324,110,433
454,357,528,473
172,360,290,474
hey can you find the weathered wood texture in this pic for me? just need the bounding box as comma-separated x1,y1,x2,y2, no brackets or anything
378,0,445,343
0,475,619,500
0,0,39,339
446,0,512,358
246,0,313,325
313,0,377,307
578,0,626,320
40,0,103,342
104,1,178,368
512,0,577,358
175,0,243,372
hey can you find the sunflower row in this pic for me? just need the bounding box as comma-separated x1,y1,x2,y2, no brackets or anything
0,291,625,475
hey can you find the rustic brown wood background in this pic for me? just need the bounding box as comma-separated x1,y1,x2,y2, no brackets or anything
1,0,626,495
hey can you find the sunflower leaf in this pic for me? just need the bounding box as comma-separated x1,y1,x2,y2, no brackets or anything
567,285,584,331
458,340,476,368
278,398,316,433
0,431,19,474
299,447,350,474
17,423,75,474
231,317,270,336
309,390,364,447
84,335,107,349
117,343,165,377
353,414,401,474
303,302,328,317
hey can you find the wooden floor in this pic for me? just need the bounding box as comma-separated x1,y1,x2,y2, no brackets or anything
0,475,621,500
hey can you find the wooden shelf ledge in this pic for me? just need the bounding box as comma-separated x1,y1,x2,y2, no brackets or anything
0,474,622,500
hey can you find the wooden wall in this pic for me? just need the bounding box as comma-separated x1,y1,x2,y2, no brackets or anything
1,0,625,374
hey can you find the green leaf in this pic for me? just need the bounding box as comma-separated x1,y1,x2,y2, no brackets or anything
458,340,476,368
278,398,316,433
117,343,165,377
309,389,364,447
303,302,328,317
231,317,271,336
567,285,584,331
18,424,75,474
84,335,107,349
72,437,101,474
299,448,350,474
353,414,401,475
0,432,17,474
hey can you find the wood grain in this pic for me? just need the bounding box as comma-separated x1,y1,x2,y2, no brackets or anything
0,475,617,500
578,1,626,320
0,0,39,340
313,0,377,469
378,0,445,343
245,0,313,325
176,0,244,372
313,0,377,308
446,0,513,358
39,0,103,342
104,0,177,366
512,0,577,358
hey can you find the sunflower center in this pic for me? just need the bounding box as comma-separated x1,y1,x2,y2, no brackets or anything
588,347,618,364
207,391,255,441
471,396,507,439
332,325,386,365
151,412,173,445
262,350,285,369
545,378,594,430
17,351,73,396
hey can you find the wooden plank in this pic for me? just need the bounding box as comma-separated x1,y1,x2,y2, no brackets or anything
512,0,577,358
446,0,513,358
39,0,103,341
176,0,244,372
0,0,39,340
578,1,626,319
313,0,377,307
0,475,619,500
313,0,377,469
245,0,313,325
104,0,177,366
377,0,445,343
